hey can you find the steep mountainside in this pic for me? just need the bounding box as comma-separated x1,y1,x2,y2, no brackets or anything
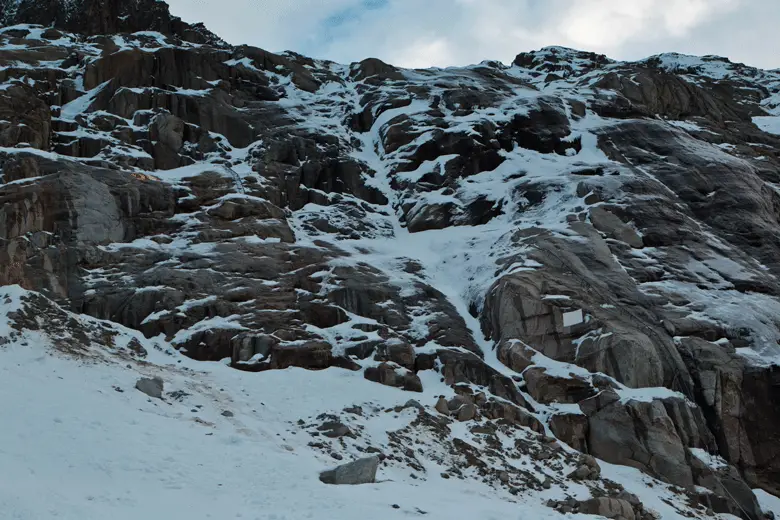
2,1,780,519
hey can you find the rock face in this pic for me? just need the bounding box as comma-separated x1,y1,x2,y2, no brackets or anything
1,3,780,517
580,390,699,488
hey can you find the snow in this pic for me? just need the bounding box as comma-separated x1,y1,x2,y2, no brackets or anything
0,146,68,161
0,291,597,520
648,53,736,80
0,339,526,519
0,175,42,187
614,386,689,404
642,279,780,362
600,460,718,519
0,327,724,519
666,119,707,132
224,57,261,72
60,80,111,121
152,163,235,183
100,236,217,258
232,235,282,245
689,448,729,470
132,31,170,46
753,115,780,135
562,309,584,327
755,488,780,518
172,315,247,345
142,296,218,325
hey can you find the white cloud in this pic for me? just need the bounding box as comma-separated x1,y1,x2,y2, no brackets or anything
392,37,454,69
556,0,739,50
165,0,778,69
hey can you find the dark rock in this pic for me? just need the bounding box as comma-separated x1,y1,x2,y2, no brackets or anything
581,390,695,487
550,413,589,452
350,58,404,82
4,0,224,44
523,367,596,404
364,363,423,393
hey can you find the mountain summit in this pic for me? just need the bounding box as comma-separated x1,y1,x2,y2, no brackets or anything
1,1,780,519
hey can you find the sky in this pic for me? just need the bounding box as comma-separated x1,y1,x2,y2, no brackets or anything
167,0,779,69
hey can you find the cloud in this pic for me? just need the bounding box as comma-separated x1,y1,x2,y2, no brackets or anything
556,0,739,49
391,37,454,69
165,0,778,69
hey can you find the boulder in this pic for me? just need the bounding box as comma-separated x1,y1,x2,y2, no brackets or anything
437,349,528,408
523,367,596,404
578,497,635,520
456,403,478,422
480,399,544,433
567,454,601,480
319,456,380,485
435,397,450,415
374,339,416,369
350,58,404,82
317,421,352,439
364,363,423,393
0,83,51,150
135,377,164,399
496,339,536,373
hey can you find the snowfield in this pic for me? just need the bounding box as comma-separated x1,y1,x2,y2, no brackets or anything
0,287,744,519
0,334,541,520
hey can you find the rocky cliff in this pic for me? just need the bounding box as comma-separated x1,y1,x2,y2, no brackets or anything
2,1,780,518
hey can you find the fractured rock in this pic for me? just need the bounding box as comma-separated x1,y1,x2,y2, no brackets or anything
580,390,694,487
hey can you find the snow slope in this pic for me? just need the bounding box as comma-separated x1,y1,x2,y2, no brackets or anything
0,287,723,520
